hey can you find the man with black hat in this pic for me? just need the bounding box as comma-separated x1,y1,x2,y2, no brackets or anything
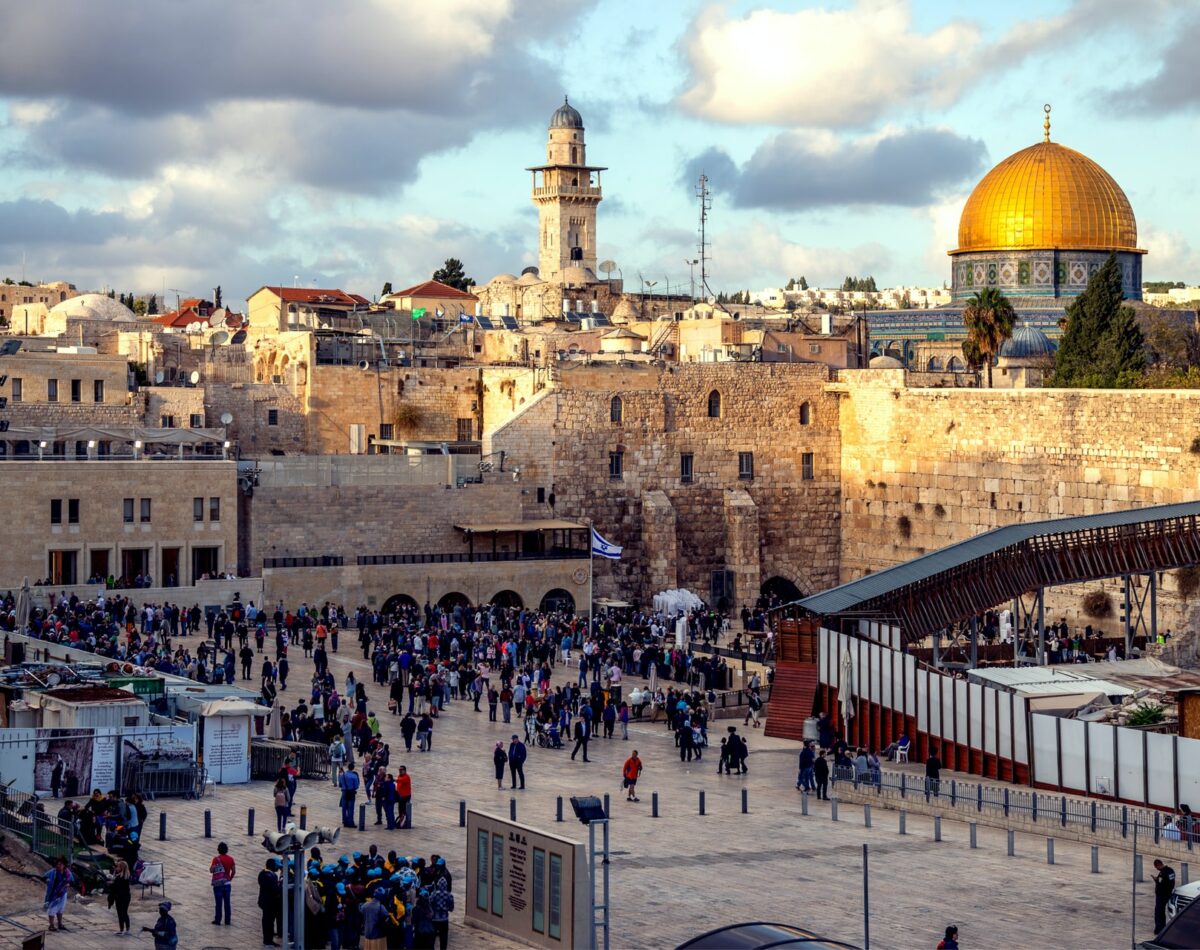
1154,858,1177,933
144,900,178,949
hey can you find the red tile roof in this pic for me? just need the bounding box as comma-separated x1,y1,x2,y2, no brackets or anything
152,307,203,328
260,286,362,306
392,279,477,301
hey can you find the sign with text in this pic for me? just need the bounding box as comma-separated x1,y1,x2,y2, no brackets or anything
465,810,588,949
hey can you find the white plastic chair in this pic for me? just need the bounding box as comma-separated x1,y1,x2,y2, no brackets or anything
896,746,910,764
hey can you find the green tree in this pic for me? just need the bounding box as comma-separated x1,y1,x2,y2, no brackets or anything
1051,253,1146,388
213,285,223,309
380,281,393,297
146,294,158,315
432,258,471,291
785,278,795,291
132,299,148,316
961,288,1016,387
799,275,808,290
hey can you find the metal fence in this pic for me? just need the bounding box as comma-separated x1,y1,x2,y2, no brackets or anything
831,765,1196,848
0,783,75,864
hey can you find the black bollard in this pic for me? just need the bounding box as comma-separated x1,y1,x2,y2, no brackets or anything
652,792,659,818
247,807,255,837
460,800,467,828
603,794,610,819
299,805,307,830
204,809,212,838
159,811,167,841
358,803,366,832
556,797,563,823
510,798,517,821
699,790,706,816
741,788,748,814
406,800,413,830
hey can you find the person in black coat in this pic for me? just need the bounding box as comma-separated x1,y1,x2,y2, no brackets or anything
492,742,507,789
400,712,417,752
257,859,282,947
508,736,527,790
571,718,590,762
814,751,830,800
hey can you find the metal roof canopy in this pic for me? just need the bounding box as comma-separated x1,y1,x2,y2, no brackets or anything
454,519,586,533
791,501,1200,644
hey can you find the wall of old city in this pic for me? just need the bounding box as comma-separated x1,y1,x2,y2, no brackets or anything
487,362,842,608
837,370,1200,631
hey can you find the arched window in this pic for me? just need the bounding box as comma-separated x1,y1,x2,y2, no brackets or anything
707,390,722,418
799,401,812,426
610,395,623,423
927,357,943,372
947,356,965,372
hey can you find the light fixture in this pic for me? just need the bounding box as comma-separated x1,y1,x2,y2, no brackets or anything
133,440,143,449
38,441,47,449
223,440,232,448
87,440,96,448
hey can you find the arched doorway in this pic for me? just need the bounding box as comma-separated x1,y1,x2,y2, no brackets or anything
381,594,418,616
437,591,470,610
539,588,575,614
760,576,803,608
491,589,524,609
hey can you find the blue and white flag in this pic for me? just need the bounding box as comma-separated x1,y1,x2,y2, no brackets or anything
591,527,622,560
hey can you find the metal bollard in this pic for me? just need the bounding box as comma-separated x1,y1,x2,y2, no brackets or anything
863,804,872,828
555,797,563,823
204,809,212,838
1047,838,1055,865
406,800,413,830
1135,854,1144,883
358,804,366,832
159,811,167,841
652,792,659,818
460,800,467,828
970,822,977,849
299,805,307,830
831,799,839,822
742,789,748,814
899,810,907,835
934,816,942,842
801,791,809,816
604,794,610,819
510,798,517,821
699,791,706,816
1007,830,1015,856
1092,846,1100,874
247,807,255,837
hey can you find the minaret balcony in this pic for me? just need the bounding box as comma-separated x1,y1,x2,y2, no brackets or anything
533,184,602,199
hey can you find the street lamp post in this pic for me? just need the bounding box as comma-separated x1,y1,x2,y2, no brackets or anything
262,823,340,949
570,796,610,950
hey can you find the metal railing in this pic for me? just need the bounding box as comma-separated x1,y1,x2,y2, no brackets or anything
357,548,589,566
0,783,75,864
830,765,1195,847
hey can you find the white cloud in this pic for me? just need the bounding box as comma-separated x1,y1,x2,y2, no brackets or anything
1140,225,1200,280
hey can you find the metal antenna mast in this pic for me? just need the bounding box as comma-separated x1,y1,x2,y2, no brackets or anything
696,174,711,298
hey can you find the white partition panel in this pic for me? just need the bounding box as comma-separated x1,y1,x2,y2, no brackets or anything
955,680,969,746
968,683,984,752
904,655,916,717
983,689,997,755
1117,727,1145,803
1086,723,1116,796
859,619,870,639
1013,699,1028,765
1031,714,1060,786
1178,736,1200,808
916,668,928,731
929,672,942,737
819,628,829,684
881,650,893,709
1146,732,1176,809
1060,719,1087,793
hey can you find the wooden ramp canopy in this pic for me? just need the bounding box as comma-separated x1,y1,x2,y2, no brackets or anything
765,502,1200,742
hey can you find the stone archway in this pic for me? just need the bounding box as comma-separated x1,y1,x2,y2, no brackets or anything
539,588,575,614
491,589,524,609
381,593,418,616
437,591,470,610
760,576,803,607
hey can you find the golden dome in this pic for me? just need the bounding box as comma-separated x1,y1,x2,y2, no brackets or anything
953,135,1142,255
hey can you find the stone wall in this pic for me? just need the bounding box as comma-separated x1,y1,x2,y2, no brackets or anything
837,370,1200,632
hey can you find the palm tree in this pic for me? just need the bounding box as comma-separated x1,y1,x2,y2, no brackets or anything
962,288,1017,387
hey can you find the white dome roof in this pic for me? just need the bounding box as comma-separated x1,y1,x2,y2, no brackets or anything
869,355,904,369
49,293,136,322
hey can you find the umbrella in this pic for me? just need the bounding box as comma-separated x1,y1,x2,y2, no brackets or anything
13,578,31,632
840,648,855,723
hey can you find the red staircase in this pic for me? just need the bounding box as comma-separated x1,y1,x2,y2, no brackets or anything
764,616,820,741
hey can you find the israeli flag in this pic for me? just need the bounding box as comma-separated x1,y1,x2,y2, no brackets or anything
458,312,473,324
591,527,622,560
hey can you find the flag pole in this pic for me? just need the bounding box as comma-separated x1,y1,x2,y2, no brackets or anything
587,523,594,635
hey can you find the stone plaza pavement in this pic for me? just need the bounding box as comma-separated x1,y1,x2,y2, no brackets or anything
6,636,1171,950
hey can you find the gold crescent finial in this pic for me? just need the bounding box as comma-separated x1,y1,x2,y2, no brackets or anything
1043,103,1051,143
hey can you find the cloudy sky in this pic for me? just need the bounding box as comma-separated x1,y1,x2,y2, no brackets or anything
0,0,1198,309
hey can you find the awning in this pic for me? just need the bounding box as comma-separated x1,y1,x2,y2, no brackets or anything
3,425,226,445
199,696,267,717
595,597,632,608
454,519,586,533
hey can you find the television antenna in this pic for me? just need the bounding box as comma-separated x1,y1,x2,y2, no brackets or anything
696,174,711,296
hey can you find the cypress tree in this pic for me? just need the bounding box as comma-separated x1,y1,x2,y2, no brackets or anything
1049,253,1144,387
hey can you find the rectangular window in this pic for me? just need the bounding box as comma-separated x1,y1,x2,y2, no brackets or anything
11,378,20,402
738,451,754,480
70,379,81,402
536,487,546,504
194,497,204,522
490,833,504,917
140,498,151,523
68,499,79,524
532,848,546,934
160,414,176,428
47,378,58,402
549,853,562,940
93,379,105,402
476,831,489,911
267,408,279,426
457,417,474,442
189,413,203,428
680,452,694,484
608,451,623,480
809,343,821,355
210,497,220,522
50,499,62,525
123,498,134,524
802,452,814,481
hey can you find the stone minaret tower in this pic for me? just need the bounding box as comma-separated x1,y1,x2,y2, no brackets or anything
528,97,605,282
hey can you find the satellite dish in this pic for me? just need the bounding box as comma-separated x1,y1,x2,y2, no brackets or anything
154,370,165,385
220,412,234,425
520,266,539,277
187,322,203,333
210,330,230,346
599,260,617,278
189,370,201,385
46,672,61,686
212,307,227,323
230,330,246,344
